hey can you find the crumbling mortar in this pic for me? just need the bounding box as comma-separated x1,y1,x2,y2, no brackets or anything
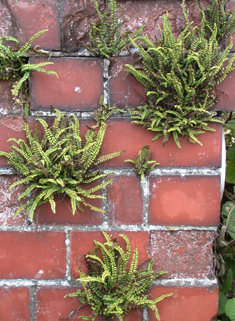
0,277,218,288
142,177,150,226
0,224,218,233
29,285,37,321
65,229,72,282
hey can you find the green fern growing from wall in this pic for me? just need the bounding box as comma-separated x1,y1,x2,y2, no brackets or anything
0,110,123,221
0,29,58,103
81,0,144,58
125,0,234,148
196,0,235,43
66,232,173,321
125,145,159,183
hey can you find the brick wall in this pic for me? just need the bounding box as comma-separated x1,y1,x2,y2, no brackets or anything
0,1,234,320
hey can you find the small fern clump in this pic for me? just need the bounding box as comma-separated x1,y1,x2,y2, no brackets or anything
0,110,123,221
82,0,144,58
66,232,173,321
125,0,234,148
0,29,58,102
125,145,159,183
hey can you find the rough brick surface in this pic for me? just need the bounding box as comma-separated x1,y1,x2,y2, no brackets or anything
149,231,214,279
108,176,143,225
62,0,210,51
0,176,27,226
0,287,30,321
62,0,105,52
0,0,60,49
110,57,146,108
0,81,22,115
0,116,26,167
30,58,103,111
0,232,66,279
149,176,221,226
101,120,222,168
37,194,104,225
70,231,149,278
149,287,218,321
36,287,142,321
214,68,235,110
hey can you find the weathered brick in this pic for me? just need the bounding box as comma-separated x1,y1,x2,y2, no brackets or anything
149,176,221,226
62,0,105,52
0,232,66,279
214,67,235,110
110,57,146,108
0,116,26,167
149,231,214,279
1,0,60,50
30,58,103,111
149,287,218,321
0,176,27,226
36,287,142,321
108,176,143,225
61,0,210,51
70,231,149,278
0,81,22,115
0,287,30,321
100,120,222,168
38,194,104,225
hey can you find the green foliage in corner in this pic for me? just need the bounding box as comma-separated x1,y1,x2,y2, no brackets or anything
125,145,159,183
125,0,235,148
217,113,235,321
0,110,123,221
0,29,58,103
81,0,144,58
66,232,173,321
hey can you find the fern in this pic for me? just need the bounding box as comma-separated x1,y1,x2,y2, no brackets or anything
124,145,159,183
124,0,235,147
0,29,58,102
66,232,173,321
0,110,123,221
81,0,144,58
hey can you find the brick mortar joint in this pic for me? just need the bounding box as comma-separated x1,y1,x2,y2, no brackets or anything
0,224,218,232
0,277,218,288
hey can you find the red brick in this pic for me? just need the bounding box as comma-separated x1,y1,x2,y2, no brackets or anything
0,231,66,279
149,176,221,226
62,0,105,52
149,287,218,321
110,57,146,108
0,287,30,321
100,120,222,168
36,287,88,321
118,0,210,41
4,0,60,50
37,193,104,225
36,287,142,321
149,231,214,279
61,0,210,51
30,58,103,111
108,176,143,225
214,67,235,110
0,176,27,226
0,116,26,167
70,231,149,278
